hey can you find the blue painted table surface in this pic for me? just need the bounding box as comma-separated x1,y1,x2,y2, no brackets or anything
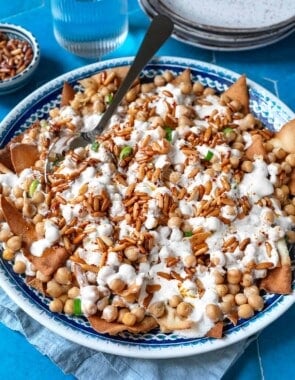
0,1,294,379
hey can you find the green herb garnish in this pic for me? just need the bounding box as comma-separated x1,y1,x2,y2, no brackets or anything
204,150,214,161
164,127,173,142
73,298,82,316
105,93,113,104
91,141,100,152
184,231,193,237
223,127,234,135
119,146,133,160
28,179,39,197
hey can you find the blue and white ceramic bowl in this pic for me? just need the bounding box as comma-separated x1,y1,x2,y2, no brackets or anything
0,23,40,95
0,57,294,358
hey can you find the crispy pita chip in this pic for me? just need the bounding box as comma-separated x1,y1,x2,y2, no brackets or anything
10,143,39,174
172,68,191,85
259,239,292,295
88,315,158,335
0,146,14,173
271,119,295,154
206,321,223,339
224,75,249,114
24,246,69,277
61,82,76,107
26,276,46,295
0,196,37,244
156,305,193,332
245,134,267,160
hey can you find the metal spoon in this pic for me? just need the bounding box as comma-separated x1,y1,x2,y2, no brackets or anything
45,14,174,179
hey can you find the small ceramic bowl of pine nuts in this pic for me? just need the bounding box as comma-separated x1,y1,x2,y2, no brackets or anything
0,23,40,95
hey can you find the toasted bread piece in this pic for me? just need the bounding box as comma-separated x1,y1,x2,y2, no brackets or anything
245,134,267,160
206,321,223,339
224,75,249,114
23,246,69,277
61,82,76,107
259,239,292,295
10,143,39,174
0,196,37,245
88,315,157,335
271,119,295,154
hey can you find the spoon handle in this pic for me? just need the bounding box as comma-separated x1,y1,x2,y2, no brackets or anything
85,14,174,140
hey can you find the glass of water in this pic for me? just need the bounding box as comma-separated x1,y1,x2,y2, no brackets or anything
50,0,128,59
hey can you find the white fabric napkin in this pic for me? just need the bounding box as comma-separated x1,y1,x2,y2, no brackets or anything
0,289,254,379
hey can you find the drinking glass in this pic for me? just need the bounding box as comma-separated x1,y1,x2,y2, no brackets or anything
50,0,128,59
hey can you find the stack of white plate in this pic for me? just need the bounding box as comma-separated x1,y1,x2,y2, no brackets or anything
139,0,295,51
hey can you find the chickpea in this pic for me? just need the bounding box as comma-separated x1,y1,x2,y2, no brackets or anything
222,293,235,305
15,198,24,210
36,270,51,283
244,285,259,298
109,278,126,293
6,236,22,252
241,160,253,173
2,248,15,260
167,216,182,229
117,308,129,323
46,280,63,298
102,305,118,322
228,284,240,295
285,153,295,167
205,304,221,322
162,70,174,82
247,294,264,311
284,204,295,216
148,301,166,318
235,293,248,305
0,229,12,242
13,261,26,274
122,312,137,327
216,284,228,298
54,266,72,285
154,75,166,87
22,201,37,218
237,303,254,319
97,296,109,311
169,295,182,308
49,299,64,313
227,268,242,285
192,81,204,95
229,156,240,169
176,302,193,318
124,246,139,262
13,186,23,198
274,148,287,160
63,299,74,315
31,191,45,204
214,271,224,285
33,214,44,224
184,254,196,268
241,273,253,288
220,301,234,314
131,307,146,323
35,221,45,237
68,286,80,299
141,83,155,93
203,87,215,96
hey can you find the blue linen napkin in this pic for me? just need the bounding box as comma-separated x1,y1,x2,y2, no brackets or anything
0,289,254,379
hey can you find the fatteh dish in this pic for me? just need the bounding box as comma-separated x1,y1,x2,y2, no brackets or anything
0,68,294,338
